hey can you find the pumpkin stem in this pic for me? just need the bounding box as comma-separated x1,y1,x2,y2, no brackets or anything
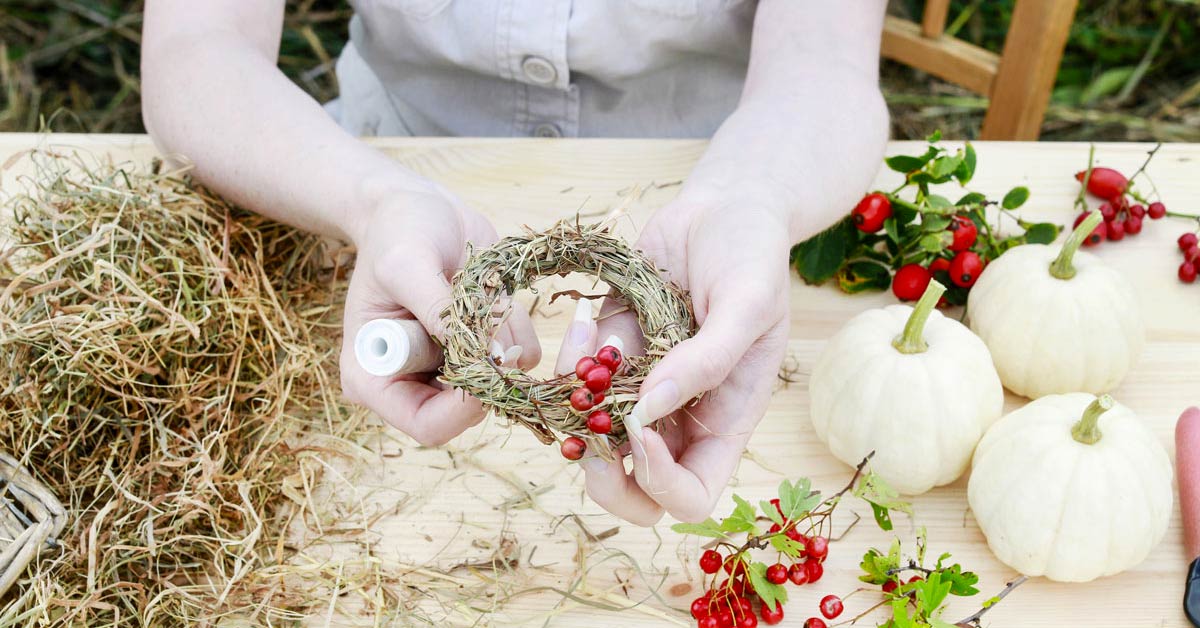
1049,211,1102,280
1071,394,1114,444
892,280,946,354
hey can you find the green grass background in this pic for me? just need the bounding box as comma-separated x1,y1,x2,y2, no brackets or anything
2,0,1198,140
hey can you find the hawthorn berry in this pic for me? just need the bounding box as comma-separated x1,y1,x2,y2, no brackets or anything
948,251,983,288
760,601,784,625
948,215,977,252
699,549,722,574
769,498,784,519
882,579,899,594
803,619,828,628
819,595,844,619
592,391,605,405
691,597,710,619
583,365,612,393
804,559,824,583
787,562,808,585
892,263,931,301
805,536,829,562
698,616,720,628
1098,202,1116,222
765,563,788,585
1181,262,1197,284
908,575,924,584
716,609,734,628
1075,167,1127,200
1129,203,1146,218
1106,218,1126,242
1186,246,1200,264
723,557,745,577
574,356,598,380
560,437,586,460
851,193,892,233
586,410,612,434
928,257,951,273
737,597,754,617
1148,201,1167,219
596,345,623,373
569,388,596,412
1180,233,1199,252
1124,215,1143,235
737,613,758,628
785,528,806,544
768,523,782,534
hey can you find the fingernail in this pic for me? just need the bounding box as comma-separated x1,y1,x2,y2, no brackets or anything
504,345,523,364
623,411,644,445
631,380,680,424
489,339,506,364
567,299,594,346
600,334,624,353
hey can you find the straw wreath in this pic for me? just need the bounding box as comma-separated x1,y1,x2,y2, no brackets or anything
440,220,696,456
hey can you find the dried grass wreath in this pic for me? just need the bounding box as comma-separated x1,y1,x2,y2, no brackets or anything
440,220,696,458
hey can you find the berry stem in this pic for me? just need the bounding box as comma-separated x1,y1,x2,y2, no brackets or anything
892,280,946,355
1071,395,1113,445
1050,211,1102,280
953,576,1027,627
1073,143,1096,212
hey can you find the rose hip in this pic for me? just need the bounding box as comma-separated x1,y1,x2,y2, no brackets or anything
583,364,611,393
949,251,983,287
596,345,623,373
560,436,586,460
574,356,598,380
928,257,951,273
1075,167,1128,199
819,595,844,619
948,215,977,252
892,264,931,301
851,193,892,233
586,410,612,434
1074,212,1106,247
569,388,596,412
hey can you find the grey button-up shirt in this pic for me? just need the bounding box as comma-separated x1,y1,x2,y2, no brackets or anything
332,0,757,138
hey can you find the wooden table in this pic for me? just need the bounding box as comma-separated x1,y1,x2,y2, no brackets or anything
2,134,1198,627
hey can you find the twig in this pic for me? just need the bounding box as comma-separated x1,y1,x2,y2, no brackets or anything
955,576,1028,627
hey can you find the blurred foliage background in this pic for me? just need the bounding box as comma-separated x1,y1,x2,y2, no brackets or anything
1,0,1198,140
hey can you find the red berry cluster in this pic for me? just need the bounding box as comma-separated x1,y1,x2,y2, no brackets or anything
689,500,832,628
1179,232,1200,284
558,344,624,460
1072,166,1171,247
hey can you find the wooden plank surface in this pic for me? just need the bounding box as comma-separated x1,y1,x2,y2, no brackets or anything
1,134,1198,627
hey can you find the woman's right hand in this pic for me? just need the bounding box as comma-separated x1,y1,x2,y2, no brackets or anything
339,189,541,445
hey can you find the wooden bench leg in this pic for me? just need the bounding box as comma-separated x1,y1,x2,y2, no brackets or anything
980,0,1080,140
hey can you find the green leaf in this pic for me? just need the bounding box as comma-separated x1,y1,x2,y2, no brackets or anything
891,599,917,628
915,571,953,614
919,233,949,253
921,214,952,232
870,502,894,531
930,619,960,628
671,519,728,540
892,197,920,226
955,191,987,206
885,146,940,173
790,218,856,285
1080,66,1136,105
954,142,976,185
926,129,942,143
884,217,901,244
777,478,820,521
836,262,892,294
929,156,962,180
759,500,784,526
926,194,953,210
747,562,788,610
1001,186,1030,210
941,563,981,596
1023,222,1060,244
769,534,808,559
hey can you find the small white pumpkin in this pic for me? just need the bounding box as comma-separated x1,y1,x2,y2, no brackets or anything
810,281,1004,495
968,393,1173,582
968,211,1143,398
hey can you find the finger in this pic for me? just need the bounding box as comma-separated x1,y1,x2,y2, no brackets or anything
375,252,453,340
579,454,665,526
594,294,645,359
626,426,741,523
502,300,542,370
372,379,486,446
554,298,598,375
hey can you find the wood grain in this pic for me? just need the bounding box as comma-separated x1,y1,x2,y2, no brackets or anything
881,16,999,96
920,0,952,39
1,135,1197,627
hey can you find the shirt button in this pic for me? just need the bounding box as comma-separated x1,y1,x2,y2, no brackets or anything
521,56,558,85
532,123,562,138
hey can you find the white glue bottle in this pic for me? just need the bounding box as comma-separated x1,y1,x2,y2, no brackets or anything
353,319,443,377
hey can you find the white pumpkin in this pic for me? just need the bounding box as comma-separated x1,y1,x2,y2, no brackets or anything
810,281,1003,495
968,393,1173,582
968,211,1143,398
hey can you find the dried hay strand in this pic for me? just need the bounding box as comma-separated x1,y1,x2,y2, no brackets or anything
0,149,362,626
441,221,695,454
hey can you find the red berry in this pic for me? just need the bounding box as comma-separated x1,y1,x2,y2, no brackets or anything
804,619,828,628
716,609,734,628
560,436,586,460
1073,211,1106,247
596,345,623,372
851,193,893,233
908,575,924,584
737,597,753,617
1107,218,1126,242
586,410,612,434
723,558,745,578
692,597,710,620
765,563,788,585
574,356,598,380
947,215,977,252
569,388,595,412
699,549,722,574
1124,215,1143,235
1181,262,1197,284
583,365,612,393
1186,245,1200,264
892,264,931,301
760,601,784,625
787,562,808,585
1179,233,1199,252
949,251,984,288
699,617,720,628
805,536,829,562
882,579,899,594
928,257,951,273
1129,203,1146,218
1075,167,1128,200
1111,195,1129,210
819,595,844,619
1148,201,1167,219
737,613,758,628
769,498,784,519
591,391,605,405
768,523,782,534
804,559,823,583
1098,202,1116,222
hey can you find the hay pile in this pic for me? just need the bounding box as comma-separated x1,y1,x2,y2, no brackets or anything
0,150,361,625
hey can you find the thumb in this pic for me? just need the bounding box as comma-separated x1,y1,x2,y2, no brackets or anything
375,253,453,340
623,305,758,432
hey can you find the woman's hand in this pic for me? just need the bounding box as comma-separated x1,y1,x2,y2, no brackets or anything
339,190,541,446
572,200,793,525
